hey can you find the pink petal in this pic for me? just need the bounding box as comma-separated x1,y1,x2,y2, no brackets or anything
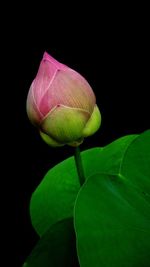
39,69,96,116
33,57,57,110
26,83,43,125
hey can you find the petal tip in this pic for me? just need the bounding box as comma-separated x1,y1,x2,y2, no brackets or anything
43,51,51,60
42,51,60,68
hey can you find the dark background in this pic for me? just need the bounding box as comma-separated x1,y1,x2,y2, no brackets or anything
4,5,149,266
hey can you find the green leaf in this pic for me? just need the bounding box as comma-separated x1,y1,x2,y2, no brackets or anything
83,134,138,177
23,218,79,267
30,134,138,236
74,130,150,267
30,147,101,236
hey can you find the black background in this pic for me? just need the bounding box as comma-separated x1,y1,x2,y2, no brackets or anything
4,5,149,266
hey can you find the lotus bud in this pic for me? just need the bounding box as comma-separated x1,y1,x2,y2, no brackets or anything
26,52,101,147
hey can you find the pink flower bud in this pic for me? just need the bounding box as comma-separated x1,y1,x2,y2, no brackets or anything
26,52,101,146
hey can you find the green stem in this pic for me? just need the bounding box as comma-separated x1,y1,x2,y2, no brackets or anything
74,146,85,186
